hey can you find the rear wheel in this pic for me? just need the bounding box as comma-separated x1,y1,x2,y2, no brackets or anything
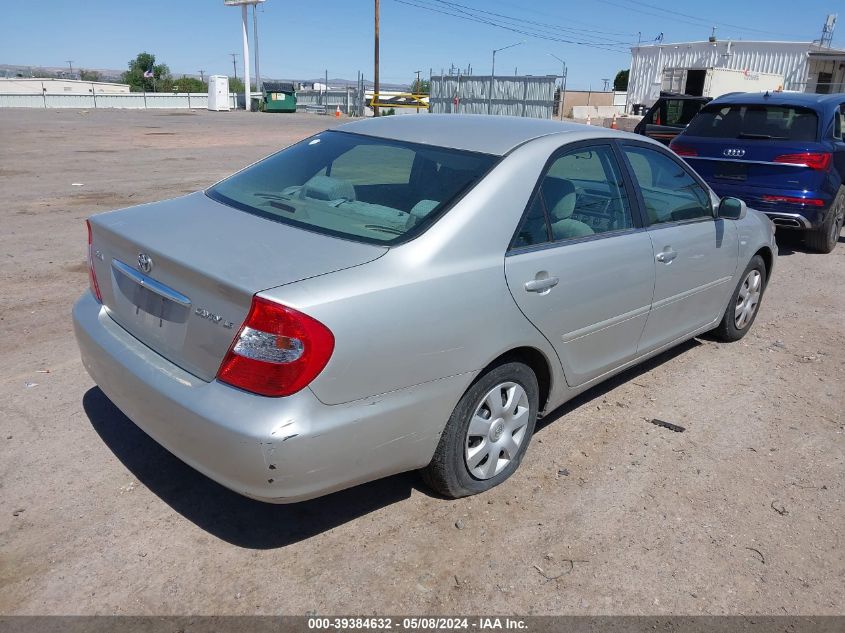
711,254,767,342
805,187,844,254
421,362,538,498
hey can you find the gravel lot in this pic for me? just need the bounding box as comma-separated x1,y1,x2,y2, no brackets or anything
0,109,842,616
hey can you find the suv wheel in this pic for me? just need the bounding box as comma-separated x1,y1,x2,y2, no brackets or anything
421,362,539,498
806,187,844,254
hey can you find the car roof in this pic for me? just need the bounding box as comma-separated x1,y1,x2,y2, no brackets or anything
337,114,614,156
709,91,845,110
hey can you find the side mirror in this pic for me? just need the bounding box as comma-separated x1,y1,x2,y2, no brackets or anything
717,196,747,220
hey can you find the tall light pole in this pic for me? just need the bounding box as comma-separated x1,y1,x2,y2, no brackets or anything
374,0,380,116
225,0,265,110
489,41,523,115
253,3,262,93
549,53,567,120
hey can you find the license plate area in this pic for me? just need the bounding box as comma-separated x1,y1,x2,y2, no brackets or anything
714,161,748,181
112,262,190,325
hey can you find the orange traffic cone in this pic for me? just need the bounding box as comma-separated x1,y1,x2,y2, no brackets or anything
586,113,592,126
611,112,618,129
335,105,341,118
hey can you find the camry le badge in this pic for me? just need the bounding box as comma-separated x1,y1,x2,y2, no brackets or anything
137,252,153,274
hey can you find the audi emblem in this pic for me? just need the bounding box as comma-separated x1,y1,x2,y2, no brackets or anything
723,148,746,158
137,252,153,274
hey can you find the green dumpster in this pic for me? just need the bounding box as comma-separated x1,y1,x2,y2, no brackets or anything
263,81,297,113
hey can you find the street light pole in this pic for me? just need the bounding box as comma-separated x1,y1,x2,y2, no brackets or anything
549,53,567,120
489,41,524,115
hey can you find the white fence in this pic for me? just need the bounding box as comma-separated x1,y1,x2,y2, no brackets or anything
0,92,239,109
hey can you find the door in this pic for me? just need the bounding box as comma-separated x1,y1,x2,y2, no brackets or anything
505,143,655,387
620,143,739,352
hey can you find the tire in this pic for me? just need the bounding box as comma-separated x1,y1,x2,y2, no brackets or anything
421,362,539,499
711,254,767,342
805,187,844,254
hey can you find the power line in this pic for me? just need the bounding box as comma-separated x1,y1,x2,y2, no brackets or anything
433,0,637,46
390,0,633,53
596,0,814,39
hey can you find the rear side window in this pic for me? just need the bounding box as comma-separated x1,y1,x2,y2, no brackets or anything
207,131,497,245
512,145,634,248
685,104,818,141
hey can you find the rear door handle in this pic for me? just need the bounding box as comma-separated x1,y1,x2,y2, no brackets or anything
655,248,678,264
524,276,559,293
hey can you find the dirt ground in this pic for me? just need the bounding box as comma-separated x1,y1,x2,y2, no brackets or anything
0,108,842,616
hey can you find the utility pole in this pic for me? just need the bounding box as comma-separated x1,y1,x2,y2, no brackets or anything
415,69,421,112
198,70,206,83
65,60,74,76
231,53,239,80
253,3,262,92
602,78,610,92
549,53,566,120
374,0,380,116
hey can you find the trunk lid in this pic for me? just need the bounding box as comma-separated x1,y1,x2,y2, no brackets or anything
89,192,386,381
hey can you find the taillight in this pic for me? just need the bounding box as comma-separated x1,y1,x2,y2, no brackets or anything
773,152,832,171
761,195,825,207
217,296,335,397
86,220,102,303
669,142,698,157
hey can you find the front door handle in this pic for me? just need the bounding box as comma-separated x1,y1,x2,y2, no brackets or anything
655,248,678,264
524,276,560,293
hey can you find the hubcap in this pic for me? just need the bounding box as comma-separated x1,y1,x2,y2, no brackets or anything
464,382,530,480
734,269,762,330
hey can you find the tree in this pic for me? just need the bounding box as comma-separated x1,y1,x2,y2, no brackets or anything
613,69,629,92
79,69,101,82
121,52,171,92
410,77,430,94
169,76,206,93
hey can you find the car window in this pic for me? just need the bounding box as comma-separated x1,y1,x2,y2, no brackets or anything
207,131,497,245
513,195,550,248
837,106,845,139
685,104,819,141
623,145,713,225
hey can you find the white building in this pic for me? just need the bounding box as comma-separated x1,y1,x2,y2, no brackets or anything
627,40,845,108
0,78,130,94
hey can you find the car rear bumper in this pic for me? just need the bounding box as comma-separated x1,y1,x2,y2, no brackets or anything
708,183,830,229
73,292,470,503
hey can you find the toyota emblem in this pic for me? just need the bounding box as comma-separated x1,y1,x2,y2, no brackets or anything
137,252,153,274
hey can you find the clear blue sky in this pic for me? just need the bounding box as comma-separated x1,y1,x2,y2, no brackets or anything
1,0,841,89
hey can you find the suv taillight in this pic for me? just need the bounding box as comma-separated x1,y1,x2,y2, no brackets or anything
774,152,832,170
86,220,102,303
217,296,335,397
669,142,697,157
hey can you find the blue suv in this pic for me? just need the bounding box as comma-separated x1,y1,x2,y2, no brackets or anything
670,92,845,253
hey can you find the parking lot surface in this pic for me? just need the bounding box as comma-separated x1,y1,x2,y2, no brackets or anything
0,109,842,615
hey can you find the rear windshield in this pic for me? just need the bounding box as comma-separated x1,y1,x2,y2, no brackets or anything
207,130,498,245
684,104,818,141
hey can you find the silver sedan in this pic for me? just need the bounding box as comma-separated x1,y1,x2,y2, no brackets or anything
73,114,777,502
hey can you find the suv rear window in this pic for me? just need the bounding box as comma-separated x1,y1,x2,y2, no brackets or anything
207,130,497,245
684,104,819,141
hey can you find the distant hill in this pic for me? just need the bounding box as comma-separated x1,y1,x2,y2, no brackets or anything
0,64,409,90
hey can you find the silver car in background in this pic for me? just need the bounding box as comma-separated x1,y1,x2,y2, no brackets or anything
73,115,777,502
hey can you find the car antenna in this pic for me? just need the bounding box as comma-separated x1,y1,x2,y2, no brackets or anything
764,90,770,98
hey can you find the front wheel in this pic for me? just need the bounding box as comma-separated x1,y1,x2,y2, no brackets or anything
711,254,767,342
421,362,539,499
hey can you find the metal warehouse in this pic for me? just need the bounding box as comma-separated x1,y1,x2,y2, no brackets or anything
627,39,845,109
